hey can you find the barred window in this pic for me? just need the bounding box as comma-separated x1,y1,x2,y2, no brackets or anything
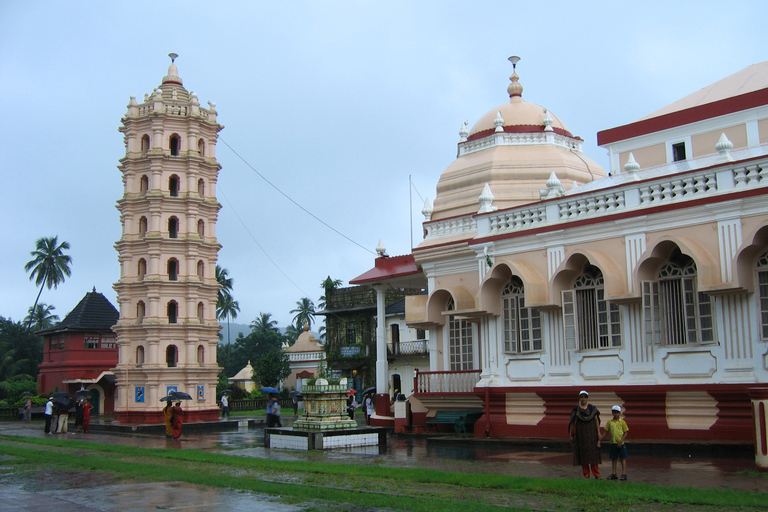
757,251,768,340
562,265,621,350
447,298,474,370
84,336,99,349
643,250,714,346
502,277,542,354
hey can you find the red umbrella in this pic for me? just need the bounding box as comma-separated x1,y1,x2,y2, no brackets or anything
346,389,357,396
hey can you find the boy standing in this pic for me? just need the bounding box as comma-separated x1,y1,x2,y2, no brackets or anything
603,405,629,481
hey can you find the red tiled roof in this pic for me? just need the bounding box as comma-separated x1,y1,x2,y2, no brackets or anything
349,254,421,285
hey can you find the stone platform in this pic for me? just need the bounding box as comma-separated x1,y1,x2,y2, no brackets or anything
264,426,388,450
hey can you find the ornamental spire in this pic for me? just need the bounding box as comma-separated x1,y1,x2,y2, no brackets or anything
507,55,523,99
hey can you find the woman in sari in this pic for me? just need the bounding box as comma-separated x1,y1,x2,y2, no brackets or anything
163,401,174,439
568,390,602,478
171,402,184,439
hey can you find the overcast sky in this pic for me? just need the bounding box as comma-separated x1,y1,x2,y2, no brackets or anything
1,1,766,330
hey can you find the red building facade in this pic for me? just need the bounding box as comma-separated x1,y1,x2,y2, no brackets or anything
37,289,119,416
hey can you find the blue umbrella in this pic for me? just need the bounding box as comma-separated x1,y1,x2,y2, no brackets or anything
260,387,280,394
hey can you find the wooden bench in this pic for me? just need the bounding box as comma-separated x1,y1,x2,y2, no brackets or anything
426,410,483,434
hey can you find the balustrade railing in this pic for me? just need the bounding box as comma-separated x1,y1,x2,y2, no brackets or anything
423,156,768,242
387,340,428,357
414,369,481,394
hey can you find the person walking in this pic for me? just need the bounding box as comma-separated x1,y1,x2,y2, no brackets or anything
272,397,282,427
44,396,54,434
346,394,357,421
74,400,84,433
171,402,184,439
163,401,174,439
23,396,32,421
220,394,230,419
568,390,602,479
266,395,275,427
602,405,629,481
364,394,374,425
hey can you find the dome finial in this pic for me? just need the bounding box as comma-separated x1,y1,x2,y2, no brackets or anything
507,55,523,99
169,53,178,63
163,53,182,85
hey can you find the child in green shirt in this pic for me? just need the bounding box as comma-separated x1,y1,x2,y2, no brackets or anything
602,405,629,480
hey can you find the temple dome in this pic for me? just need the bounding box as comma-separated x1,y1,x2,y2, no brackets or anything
428,58,605,223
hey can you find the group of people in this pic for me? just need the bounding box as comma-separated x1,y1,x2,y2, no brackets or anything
346,392,375,424
568,390,629,481
43,396,92,434
163,401,184,439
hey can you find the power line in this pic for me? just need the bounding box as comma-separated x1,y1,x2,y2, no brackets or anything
219,137,375,256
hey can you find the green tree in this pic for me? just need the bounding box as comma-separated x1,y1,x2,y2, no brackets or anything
251,347,290,388
215,265,233,304
317,276,342,309
0,317,44,385
283,324,301,346
24,236,72,330
250,312,278,335
24,303,59,332
290,297,315,330
216,293,240,346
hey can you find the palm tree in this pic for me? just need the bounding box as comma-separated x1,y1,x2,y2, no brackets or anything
283,323,301,346
24,236,72,330
215,265,234,311
290,297,315,331
216,294,240,345
251,312,278,335
24,303,60,331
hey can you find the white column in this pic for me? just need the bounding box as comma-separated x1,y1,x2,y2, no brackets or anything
373,284,388,395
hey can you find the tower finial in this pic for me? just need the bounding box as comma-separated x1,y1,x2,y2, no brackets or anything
169,53,178,63
507,56,523,99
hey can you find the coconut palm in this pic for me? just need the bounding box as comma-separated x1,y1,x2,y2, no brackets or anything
251,312,278,335
24,236,72,330
24,303,59,331
216,294,240,345
215,265,234,309
290,297,315,331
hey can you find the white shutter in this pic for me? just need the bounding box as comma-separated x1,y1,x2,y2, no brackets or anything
562,289,578,350
642,280,661,346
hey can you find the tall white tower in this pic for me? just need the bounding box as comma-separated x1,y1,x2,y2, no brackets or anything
112,55,223,423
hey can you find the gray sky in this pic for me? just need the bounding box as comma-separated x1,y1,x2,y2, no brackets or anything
1,1,766,329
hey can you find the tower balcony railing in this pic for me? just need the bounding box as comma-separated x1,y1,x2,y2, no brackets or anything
387,340,428,357
414,369,481,394
288,351,325,363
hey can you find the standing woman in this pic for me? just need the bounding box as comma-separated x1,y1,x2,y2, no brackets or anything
171,401,184,439
82,399,93,433
163,401,174,439
568,390,602,479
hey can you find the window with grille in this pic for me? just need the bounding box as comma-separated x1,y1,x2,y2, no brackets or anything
758,251,768,340
84,336,99,349
447,298,474,370
562,265,621,350
502,277,542,354
642,250,714,346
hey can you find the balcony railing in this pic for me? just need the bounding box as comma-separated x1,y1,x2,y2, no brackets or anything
414,369,481,394
387,340,428,357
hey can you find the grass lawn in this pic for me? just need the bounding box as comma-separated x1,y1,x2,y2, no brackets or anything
0,434,766,512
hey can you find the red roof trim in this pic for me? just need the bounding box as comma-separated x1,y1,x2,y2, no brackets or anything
349,254,422,285
597,87,768,146
467,124,577,142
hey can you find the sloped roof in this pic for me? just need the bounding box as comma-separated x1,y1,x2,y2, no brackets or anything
36,289,118,335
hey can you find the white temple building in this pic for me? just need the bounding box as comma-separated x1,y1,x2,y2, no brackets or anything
352,58,768,444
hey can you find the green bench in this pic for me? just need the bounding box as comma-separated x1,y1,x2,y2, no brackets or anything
426,410,483,434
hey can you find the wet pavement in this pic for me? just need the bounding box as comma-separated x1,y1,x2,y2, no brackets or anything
1,417,766,511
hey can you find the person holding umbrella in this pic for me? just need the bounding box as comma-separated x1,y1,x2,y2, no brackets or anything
171,401,184,439
163,399,174,439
